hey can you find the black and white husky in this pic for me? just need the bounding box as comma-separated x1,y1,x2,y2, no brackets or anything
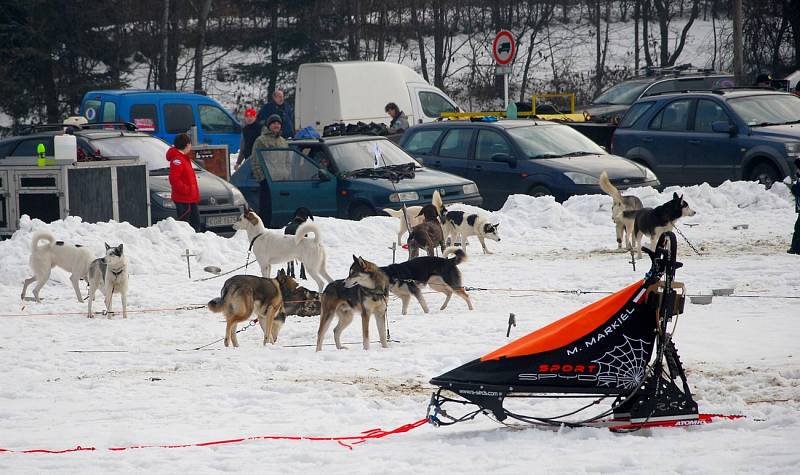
598,171,644,250
87,243,129,319
441,210,500,255
623,192,697,259
21,232,94,303
380,247,473,314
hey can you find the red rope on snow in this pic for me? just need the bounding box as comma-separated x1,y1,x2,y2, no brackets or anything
0,418,428,454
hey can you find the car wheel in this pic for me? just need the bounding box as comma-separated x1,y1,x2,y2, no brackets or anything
749,162,780,189
528,185,552,198
348,203,374,221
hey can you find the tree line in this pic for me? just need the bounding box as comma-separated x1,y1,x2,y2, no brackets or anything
0,0,798,128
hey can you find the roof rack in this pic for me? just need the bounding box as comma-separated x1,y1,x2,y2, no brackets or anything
637,63,724,78
640,86,775,97
16,121,138,136
72,122,139,132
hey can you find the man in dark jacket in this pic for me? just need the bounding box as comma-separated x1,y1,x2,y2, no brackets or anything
257,89,294,138
789,158,800,255
235,108,261,171
167,133,201,232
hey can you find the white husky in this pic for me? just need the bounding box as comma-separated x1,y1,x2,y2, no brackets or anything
233,208,334,292
21,232,94,303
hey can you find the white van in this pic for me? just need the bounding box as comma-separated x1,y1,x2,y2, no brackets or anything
295,61,460,132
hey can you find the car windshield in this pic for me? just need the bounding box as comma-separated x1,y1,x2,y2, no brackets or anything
592,81,650,105
728,94,800,126
327,139,421,173
507,124,607,158
89,135,201,172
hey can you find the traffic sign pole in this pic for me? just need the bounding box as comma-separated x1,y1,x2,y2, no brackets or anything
504,74,509,109
492,30,516,111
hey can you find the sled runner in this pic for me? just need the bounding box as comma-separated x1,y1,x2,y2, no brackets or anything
428,232,709,430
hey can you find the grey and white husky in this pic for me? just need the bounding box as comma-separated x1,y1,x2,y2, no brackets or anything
598,170,644,250
87,243,129,319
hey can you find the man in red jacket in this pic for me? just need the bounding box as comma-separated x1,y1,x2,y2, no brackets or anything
167,133,201,232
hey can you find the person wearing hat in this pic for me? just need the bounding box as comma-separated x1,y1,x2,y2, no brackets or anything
235,108,261,171
249,114,288,224
789,159,800,255
755,73,773,88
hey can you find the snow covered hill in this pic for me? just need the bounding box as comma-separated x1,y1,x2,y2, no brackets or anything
0,181,798,473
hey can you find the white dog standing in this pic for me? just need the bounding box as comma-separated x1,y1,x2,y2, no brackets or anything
87,243,129,319
233,208,333,292
21,232,94,303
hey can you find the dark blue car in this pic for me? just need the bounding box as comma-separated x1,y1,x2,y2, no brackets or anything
230,136,482,227
611,89,800,187
400,119,659,210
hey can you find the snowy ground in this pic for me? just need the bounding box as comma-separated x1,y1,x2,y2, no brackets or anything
1,181,799,473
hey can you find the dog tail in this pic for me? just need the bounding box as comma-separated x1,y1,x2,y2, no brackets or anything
383,208,406,219
443,247,467,265
598,171,623,205
31,231,56,252
295,221,321,245
432,190,443,213
207,297,224,313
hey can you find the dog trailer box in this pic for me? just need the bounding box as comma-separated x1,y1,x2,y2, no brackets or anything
189,144,230,180
295,61,461,133
0,156,150,237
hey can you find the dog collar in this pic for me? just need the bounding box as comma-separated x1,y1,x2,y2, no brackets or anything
249,233,265,251
110,268,125,276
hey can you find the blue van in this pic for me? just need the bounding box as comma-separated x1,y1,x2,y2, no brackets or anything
80,90,241,153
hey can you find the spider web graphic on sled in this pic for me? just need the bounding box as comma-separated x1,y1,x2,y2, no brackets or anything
594,336,649,390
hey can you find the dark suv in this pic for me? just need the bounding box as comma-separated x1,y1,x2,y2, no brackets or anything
580,69,735,123
0,126,247,233
611,89,800,187
400,119,659,210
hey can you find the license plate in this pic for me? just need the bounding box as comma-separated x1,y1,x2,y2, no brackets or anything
206,215,238,227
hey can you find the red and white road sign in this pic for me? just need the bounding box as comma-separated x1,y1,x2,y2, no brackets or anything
492,30,516,65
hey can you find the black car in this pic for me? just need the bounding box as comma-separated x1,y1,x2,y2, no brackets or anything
580,67,735,123
400,119,659,210
0,127,247,233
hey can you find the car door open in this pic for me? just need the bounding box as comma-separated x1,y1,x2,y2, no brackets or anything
255,148,338,226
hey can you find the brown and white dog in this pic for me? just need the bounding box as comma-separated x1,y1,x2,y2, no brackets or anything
384,190,443,245
233,208,333,292
271,269,321,342
407,204,445,258
208,275,283,347
316,256,390,351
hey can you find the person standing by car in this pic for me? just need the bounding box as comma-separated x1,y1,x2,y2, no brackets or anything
789,159,800,255
250,114,288,224
755,73,773,88
167,133,201,232
235,108,261,171
385,102,409,134
257,89,294,138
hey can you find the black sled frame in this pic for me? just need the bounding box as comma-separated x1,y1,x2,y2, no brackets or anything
427,232,699,430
